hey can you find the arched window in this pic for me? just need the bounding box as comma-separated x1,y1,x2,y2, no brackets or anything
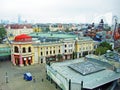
14,46,19,53
28,47,31,52
23,47,26,53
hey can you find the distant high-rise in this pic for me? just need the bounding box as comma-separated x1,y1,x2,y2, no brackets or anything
18,15,21,24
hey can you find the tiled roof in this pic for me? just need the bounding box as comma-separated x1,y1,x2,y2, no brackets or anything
5,24,32,29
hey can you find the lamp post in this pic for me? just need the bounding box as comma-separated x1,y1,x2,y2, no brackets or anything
5,72,8,83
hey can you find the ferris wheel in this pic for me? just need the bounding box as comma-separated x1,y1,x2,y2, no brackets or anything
112,16,118,29
112,16,118,39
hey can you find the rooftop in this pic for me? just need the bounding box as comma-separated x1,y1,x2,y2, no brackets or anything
50,58,120,89
29,32,77,39
14,34,32,42
5,24,32,29
68,61,105,76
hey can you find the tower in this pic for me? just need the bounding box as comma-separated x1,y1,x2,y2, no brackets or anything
18,15,21,24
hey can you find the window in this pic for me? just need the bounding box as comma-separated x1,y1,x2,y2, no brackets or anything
79,48,81,51
65,45,67,47
59,50,60,53
89,46,91,49
50,51,52,54
14,46,19,53
83,47,85,50
53,50,55,54
69,49,71,52
41,52,43,56
46,51,48,55
28,47,31,52
65,50,67,53
23,47,26,53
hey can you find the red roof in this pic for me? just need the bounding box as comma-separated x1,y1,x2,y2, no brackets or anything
5,24,32,29
14,34,32,42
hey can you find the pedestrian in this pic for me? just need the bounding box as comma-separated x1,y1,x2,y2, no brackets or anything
41,78,44,82
33,76,36,83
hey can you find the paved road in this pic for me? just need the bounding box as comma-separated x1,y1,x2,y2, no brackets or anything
0,61,58,90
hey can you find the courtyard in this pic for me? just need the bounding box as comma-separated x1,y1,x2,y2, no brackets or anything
0,61,58,90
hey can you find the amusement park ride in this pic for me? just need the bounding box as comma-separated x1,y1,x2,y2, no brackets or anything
84,16,120,49
112,16,120,49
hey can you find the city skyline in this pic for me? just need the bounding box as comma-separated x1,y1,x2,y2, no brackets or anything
1,0,120,24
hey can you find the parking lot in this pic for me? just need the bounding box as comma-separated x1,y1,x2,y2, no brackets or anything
0,61,58,90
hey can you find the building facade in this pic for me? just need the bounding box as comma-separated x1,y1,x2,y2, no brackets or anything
11,34,34,66
6,24,33,37
75,37,97,58
11,34,97,66
33,41,63,64
62,39,75,60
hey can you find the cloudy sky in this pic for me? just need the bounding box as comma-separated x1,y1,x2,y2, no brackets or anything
1,0,120,23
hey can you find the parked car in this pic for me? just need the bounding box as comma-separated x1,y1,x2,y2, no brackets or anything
23,72,32,81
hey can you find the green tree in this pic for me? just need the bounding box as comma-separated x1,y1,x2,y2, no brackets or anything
45,27,50,32
118,48,120,53
72,52,77,59
99,41,112,50
0,26,6,43
57,54,63,61
95,46,108,55
65,28,69,32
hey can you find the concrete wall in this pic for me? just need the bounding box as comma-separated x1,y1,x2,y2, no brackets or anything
47,65,69,90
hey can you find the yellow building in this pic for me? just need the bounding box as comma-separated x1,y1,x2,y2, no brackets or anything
75,37,97,58
33,27,42,32
33,41,63,63
11,34,34,66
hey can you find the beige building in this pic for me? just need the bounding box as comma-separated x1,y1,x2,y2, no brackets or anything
6,24,33,37
62,39,75,60
49,24,64,31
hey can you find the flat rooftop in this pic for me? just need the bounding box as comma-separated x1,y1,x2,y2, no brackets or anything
68,61,105,76
29,32,77,39
50,58,120,89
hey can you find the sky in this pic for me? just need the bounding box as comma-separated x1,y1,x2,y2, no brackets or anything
0,0,120,23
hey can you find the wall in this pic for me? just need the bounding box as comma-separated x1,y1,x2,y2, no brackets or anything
47,65,69,90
